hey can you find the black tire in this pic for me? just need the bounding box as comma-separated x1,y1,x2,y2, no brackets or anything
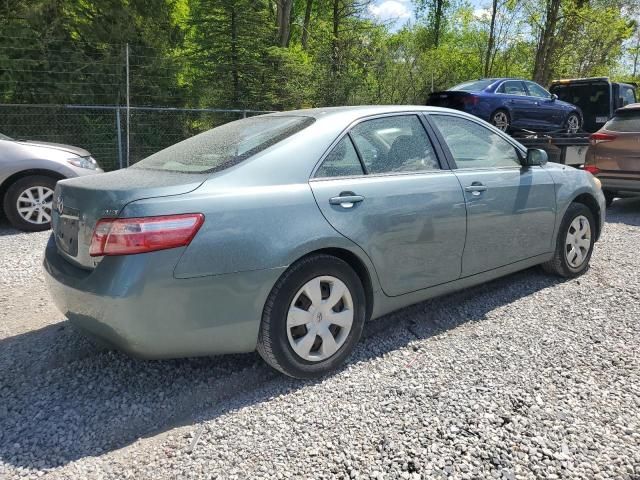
3,175,58,232
256,254,367,379
565,112,581,133
542,202,595,278
490,109,511,132
603,190,615,208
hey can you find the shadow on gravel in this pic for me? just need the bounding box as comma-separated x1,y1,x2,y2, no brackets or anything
606,196,640,226
0,220,30,237
0,265,566,471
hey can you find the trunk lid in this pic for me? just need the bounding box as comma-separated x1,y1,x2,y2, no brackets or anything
426,91,474,110
52,168,207,269
592,130,640,174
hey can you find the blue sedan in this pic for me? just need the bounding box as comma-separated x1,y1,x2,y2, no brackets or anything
44,106,604,378
427,78,583,133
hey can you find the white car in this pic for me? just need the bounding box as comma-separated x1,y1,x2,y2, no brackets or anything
0,133,103,231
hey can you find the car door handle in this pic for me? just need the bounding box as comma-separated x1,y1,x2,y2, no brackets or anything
464,183,488,196
329,193,364,208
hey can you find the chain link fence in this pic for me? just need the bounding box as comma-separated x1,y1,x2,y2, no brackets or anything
0,104,272,171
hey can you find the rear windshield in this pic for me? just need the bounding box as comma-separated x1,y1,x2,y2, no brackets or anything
605,111,640,132
449,79,497,92
133,115,314,173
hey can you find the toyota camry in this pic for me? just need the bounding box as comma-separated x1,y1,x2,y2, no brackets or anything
44,106,605,378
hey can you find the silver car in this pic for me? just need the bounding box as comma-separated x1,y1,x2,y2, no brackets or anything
0,133,103,231
44,106,605,378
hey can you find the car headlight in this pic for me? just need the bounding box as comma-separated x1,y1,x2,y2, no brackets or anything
68,155,99,170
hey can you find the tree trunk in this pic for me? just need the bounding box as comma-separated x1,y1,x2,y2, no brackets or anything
433,0,444,48
276,0,294,47
532,0,561,85
483,0,498,77
331,0,340,76
301,0,313,50
230,5,239,105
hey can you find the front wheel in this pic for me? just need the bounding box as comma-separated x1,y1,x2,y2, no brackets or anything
490,109,510,132
3,175,57,231
566,112,581,133
257,254,366,379
542,203,595,278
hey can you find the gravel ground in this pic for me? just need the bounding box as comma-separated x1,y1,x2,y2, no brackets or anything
0,198,639,480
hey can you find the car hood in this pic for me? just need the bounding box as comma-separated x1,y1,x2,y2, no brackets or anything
18,140,91,157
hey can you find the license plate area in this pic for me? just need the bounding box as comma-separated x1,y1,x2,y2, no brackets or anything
56,216,79,256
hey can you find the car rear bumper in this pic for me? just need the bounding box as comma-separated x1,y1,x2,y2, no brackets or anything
43,234,285,359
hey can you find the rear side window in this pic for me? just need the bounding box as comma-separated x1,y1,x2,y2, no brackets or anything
605,111,640,132
620,86,636,107
497,81,526,96
350,115,440,174
314,136,364,178
134,116,314,173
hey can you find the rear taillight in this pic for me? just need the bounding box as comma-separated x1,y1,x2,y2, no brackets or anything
462,95,480,106
589,132,616,145
89,213,204,257
583,165,600,175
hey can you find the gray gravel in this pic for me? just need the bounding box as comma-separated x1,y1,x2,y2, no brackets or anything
1,198,639,480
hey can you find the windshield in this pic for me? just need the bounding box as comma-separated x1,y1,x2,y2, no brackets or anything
449,79,497,92
0,133,13,141
134,115,314,173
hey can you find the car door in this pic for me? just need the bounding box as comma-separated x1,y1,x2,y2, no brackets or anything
495,80,535,129
524,81,563,129
309,114,467,297
427,113,557,277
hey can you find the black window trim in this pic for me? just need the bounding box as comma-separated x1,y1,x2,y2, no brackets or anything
423,112,527,171
310,111,450,181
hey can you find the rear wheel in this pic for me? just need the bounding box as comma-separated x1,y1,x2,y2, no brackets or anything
3,175,57,231
542,203,595,278
490,109,510,132
257,254,366,379
566,112,581,133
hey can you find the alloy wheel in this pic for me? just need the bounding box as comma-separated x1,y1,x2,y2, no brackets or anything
492,111,509,131
16,186,54,225
286,276,354,362
565,215,591,268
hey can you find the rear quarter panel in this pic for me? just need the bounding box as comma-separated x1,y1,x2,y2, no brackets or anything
121,180,382,291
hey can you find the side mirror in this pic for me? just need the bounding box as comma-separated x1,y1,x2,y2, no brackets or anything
524,148,548,167
550,93,558,101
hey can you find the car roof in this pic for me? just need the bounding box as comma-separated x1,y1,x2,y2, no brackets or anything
264,105,453,123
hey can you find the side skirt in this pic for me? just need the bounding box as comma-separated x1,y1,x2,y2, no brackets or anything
371,253,553,320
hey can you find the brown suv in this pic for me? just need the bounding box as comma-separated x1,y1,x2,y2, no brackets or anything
585,103,640,206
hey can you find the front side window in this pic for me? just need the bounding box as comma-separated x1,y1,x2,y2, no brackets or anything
498,81,527,96
430,115,521,169
525,82,552,99
314,136,364,178
349,115,440,174
134,115,314,173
